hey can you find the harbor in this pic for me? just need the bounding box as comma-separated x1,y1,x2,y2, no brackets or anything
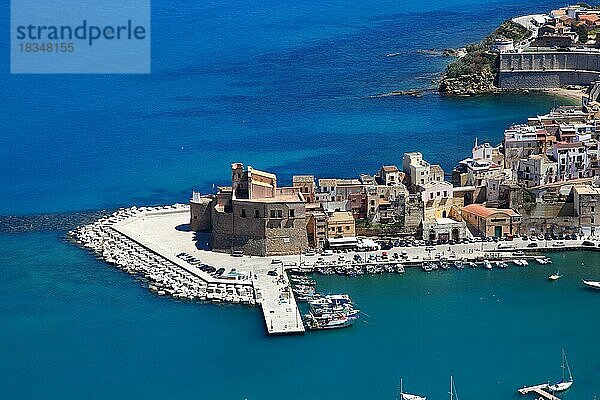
70,203,600,338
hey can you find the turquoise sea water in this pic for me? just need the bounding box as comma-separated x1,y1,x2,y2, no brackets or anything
1,0,596,398
2,233,600,399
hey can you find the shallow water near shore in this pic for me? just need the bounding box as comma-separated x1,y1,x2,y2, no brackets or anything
2,232,600,400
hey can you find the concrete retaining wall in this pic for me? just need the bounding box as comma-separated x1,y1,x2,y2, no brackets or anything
498,51,600,88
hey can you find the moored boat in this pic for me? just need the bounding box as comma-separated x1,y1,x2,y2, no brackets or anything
399,378,426,400
548,349,573,392
582,279,600,290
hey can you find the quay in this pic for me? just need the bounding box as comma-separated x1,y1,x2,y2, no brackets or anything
518,383,560,400
70,204,600,336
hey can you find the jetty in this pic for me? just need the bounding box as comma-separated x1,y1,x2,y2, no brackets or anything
254,270,305,335
517,384,560,400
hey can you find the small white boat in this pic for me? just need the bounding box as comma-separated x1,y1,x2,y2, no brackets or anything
399,379,426,400
548,272,562,281
548,349,573,392
483,260,492,270
583,280,600,290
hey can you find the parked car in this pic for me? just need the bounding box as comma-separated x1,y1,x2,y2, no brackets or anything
527,242,538,248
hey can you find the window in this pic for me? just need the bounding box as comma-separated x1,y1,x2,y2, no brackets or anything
270,210,276,218
289,209,295,218
337,227,342,233
255,210,260,218
277,210,283,218
241,208,246,218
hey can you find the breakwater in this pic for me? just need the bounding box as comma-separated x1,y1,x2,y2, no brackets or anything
68,206,256,304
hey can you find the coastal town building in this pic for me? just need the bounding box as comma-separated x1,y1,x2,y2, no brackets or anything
572,184,600,236
517,154,557,187
461,204,522,237
402,152,444,187
293,175,315,203
190,163,309,256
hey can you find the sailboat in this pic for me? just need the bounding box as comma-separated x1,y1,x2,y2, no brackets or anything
399,378,426,400
449,376,459,400
548,269,562,281
548,349,573,392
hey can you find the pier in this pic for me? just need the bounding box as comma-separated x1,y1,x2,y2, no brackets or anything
254,269,305,335
517,383,560,400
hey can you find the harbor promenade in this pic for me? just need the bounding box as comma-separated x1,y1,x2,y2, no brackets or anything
70,204,600,335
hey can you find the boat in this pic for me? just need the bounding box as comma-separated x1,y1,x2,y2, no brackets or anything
304,312,356,330
454,262,465,270
582,279,600,290
466,262,477,268
449,376,459,400
548,270,562,281
421,263,434,272
399,378,426,400
548,349,573,392
495,261,508,269
483,260,492,270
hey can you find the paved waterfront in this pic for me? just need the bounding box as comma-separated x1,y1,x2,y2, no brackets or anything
72,204,600,338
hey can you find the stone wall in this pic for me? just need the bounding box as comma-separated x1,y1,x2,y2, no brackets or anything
210,200,308,256
190,198,212,231
498,51,600,88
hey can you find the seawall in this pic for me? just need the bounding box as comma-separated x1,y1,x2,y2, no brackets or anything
499,51,600,88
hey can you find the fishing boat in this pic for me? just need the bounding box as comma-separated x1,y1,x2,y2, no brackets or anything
483,260,492,270
548,270,562,281
582,279,600,290
449,376,459,400
304,312,356,330
399,378,426,400
548,349,573,392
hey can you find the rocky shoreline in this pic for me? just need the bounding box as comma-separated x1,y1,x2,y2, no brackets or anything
438,20,530,96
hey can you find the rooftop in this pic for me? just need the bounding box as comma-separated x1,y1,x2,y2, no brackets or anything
462,204,520,218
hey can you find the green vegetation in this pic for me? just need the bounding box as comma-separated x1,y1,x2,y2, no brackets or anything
444,20,531,79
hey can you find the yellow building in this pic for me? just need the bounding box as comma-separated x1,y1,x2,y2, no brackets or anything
326,211,356,239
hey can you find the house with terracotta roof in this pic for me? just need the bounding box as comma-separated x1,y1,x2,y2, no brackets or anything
461,204,521,237
578,13,600,27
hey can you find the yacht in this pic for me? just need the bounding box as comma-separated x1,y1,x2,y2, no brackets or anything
548,349,573,392
399,379,426,400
